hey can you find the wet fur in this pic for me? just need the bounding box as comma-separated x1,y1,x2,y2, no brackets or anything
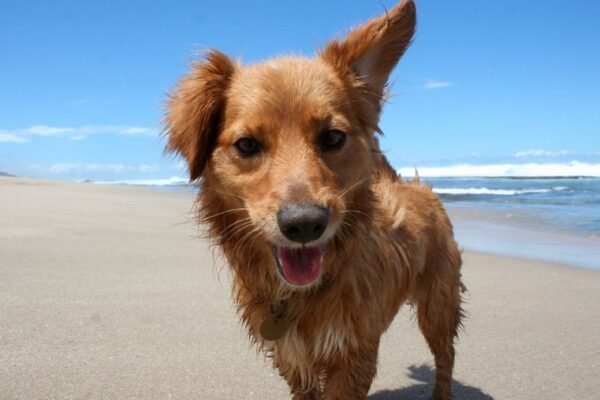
164,1,464,399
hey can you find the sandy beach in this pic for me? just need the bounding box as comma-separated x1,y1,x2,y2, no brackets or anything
1,177,599,400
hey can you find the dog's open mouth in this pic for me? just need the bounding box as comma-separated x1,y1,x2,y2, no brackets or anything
273,246,324,286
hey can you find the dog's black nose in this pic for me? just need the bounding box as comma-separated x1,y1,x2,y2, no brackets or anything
277,203,329,244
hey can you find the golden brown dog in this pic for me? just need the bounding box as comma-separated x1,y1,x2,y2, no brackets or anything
165,1,464,398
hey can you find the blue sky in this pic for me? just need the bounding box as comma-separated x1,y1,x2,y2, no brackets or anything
1,0,599,180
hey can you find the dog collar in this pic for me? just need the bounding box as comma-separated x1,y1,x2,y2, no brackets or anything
259,273,332,341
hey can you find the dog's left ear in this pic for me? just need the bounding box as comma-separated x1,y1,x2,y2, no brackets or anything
321,0,416,114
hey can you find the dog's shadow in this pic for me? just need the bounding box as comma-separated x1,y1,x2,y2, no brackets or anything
369,364,493,400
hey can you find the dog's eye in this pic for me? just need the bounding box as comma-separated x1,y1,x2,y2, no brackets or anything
319,129,347,151
234,137,261,157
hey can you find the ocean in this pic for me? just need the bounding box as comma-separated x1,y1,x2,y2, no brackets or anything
428,177,600,236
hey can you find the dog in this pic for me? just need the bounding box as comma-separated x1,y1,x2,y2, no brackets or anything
164,1,464,399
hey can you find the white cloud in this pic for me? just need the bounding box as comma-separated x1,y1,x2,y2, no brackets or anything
41,163,160,174
514,149,572,158
139,164,160,173
0,124,157,143
0,132,29,143
423,79,454,90
76,125,156,136
174,159,187,171
111,126,154,135
26,125,76,136
67,98,91,106
49,163,128,174
69,134,87,141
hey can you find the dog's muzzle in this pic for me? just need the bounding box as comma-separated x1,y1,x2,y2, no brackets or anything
273,202,329,286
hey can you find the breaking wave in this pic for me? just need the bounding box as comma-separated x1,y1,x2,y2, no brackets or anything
93,176,189,186
433,187,568,196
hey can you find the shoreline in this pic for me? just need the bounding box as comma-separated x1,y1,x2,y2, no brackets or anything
3,176,598,270
1,177,599,399
99,178,600,271
447,204,600,270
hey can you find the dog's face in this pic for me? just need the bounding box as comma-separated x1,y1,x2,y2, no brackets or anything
213,58,374,286
165,1,416,288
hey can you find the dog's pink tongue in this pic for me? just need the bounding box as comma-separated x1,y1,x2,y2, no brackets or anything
278,247,323,286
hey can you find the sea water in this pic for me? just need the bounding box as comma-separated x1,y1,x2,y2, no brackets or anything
426,177,600,269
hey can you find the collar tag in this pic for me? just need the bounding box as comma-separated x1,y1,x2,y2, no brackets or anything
260,301,290,341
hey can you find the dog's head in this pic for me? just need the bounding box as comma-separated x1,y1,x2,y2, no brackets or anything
165,1,416,288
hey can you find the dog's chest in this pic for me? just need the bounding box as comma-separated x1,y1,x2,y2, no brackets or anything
275,313,356,366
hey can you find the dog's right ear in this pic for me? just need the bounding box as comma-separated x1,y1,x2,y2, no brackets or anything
164,50,235,181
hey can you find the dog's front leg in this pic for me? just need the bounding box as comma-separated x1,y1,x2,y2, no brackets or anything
320,341,379,400
291,390,320,400
275,358,321,400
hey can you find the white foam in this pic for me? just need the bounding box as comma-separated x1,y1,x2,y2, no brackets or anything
398,162,600,177
94,176,189,186
433,188,552,196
